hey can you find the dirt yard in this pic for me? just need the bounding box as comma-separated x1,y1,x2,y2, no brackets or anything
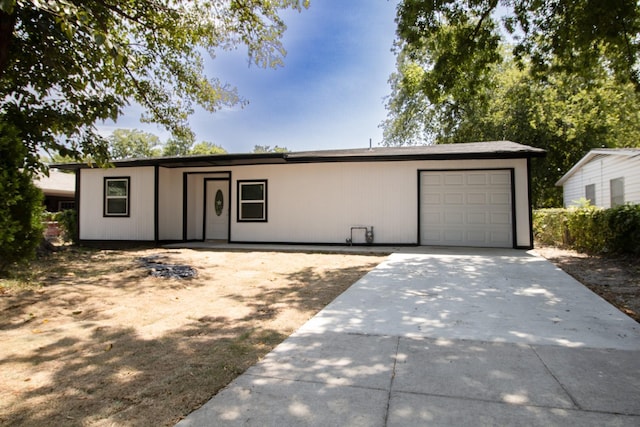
1,245,638,426
534,246,640,322
0,248,386,426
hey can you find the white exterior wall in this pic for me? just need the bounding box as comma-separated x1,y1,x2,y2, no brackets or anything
160,158,531,247
79,167,155,240
79,157,534,247
231,161,417,244
563,155,640,208
158,167,183,240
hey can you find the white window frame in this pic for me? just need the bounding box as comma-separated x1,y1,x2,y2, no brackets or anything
585,184,596,206
610,177,624,208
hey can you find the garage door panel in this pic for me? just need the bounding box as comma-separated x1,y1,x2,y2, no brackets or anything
443,230,464,243
467,193,487,204
444,212,464,225
423,212,441,225
467,212,488,224
491,231,510,243
491,193,510,204
421,170,513,248
491,212,511,225
467,173,487,185
424,230,441,241
444,174,464,185
466,230,487,241
444,193,464,204
424,175,442,185
491,173,510,185
423,193,441,204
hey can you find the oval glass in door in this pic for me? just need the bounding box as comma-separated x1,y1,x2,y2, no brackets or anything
215,189,223,216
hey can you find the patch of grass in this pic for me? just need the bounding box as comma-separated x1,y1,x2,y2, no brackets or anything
0,247,96,290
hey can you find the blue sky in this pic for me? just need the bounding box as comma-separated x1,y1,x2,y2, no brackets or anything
99,0,400,154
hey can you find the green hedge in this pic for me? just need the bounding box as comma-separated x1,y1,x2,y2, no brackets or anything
54,209,79,244
533,204,640,255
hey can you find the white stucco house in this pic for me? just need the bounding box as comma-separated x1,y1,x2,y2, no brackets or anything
54,141,545,249
556,148,640,208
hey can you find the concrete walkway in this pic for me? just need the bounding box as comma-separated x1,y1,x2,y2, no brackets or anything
176,247,640,426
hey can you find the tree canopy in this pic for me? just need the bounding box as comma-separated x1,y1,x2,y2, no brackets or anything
109,129,162,159
253,144,289,153
190,141,227,155
0,0,308,173
384,0,640,207
107,128,227,158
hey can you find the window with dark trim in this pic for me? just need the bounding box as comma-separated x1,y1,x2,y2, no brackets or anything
610,177,624,207
237,180,267,222
585,184,596,205
104,177,130,217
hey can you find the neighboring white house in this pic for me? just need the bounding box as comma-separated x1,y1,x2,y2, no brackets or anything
34,170,76,212
556,148,640,208
54,141,545,249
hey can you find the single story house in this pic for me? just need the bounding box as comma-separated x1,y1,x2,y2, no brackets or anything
34,170,76,212
54,141,545,249
556,148,640,208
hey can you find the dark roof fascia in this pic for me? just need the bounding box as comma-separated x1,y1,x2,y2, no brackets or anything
51,142,546,170
284,151,545,164
51,152,287,170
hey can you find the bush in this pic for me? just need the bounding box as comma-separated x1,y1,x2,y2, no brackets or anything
533,208,570,247
534,204,640,255
0,124,45,273
566,205,608,253
605,204,640,255
55,209,79,244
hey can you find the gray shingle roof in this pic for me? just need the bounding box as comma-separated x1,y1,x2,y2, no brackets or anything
53,140,545,170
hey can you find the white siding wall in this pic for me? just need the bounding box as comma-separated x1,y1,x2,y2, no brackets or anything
563,155,640,208
78,158,534,247
79,167,155,240
185,172,230,240
167,158,531,247
158,167,183,240
230,161,418,244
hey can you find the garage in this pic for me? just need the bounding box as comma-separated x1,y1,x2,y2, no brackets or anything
420,169,514,248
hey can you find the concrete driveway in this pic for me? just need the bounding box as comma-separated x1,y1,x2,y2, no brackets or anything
176,247,640,426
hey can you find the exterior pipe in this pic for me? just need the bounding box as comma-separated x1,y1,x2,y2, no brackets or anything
346,226,374,245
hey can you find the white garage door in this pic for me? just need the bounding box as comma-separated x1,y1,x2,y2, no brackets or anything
420,170,513,248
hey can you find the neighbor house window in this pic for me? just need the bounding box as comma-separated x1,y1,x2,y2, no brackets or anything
610,177,624,207
585,184,596,206
238,180,267,222
104,177,130,217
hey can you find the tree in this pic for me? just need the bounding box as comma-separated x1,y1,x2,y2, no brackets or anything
394,0,640,98
190,141,227,155
253,145,289,153
109,129,161,159
106,128,226,157
0,0,307,265
384,0,640,207
0,123,43,273
0,0,309,174
163,134,196,157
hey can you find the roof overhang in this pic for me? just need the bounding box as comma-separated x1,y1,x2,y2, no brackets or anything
556,148,640,186
52,141,546,171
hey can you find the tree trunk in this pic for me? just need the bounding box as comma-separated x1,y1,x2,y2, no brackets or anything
0,10,16,76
